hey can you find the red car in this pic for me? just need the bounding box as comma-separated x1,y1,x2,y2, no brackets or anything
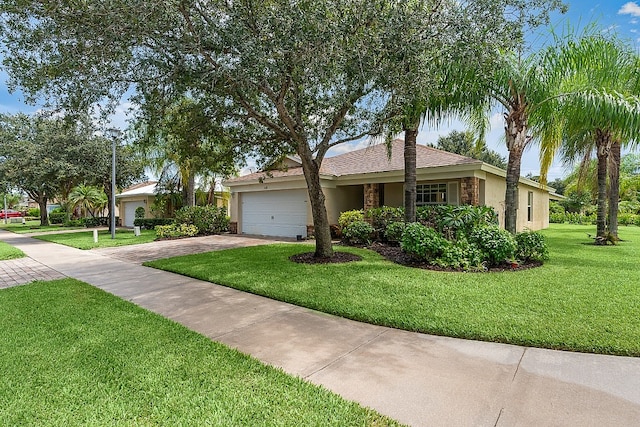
0,209,23,219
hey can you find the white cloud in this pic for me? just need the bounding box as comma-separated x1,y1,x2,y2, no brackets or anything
619,2,640,17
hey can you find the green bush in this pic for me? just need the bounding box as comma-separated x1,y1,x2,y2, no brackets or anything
401,223,448,260
135,206,146,219
64,218,85,227
365,206,404,239
549,212,565,223
134,218,175,230
155,223,199,239
618,201,640,214
84,217,101,227
635,215,640,227
341,220,374,245
49,211,66,224
434,238,483,271
27,208,40,217
515,230,549,262
384,221,406,245
469,226,516,266
549,202,565,215
618,213,636,226
416,204,498,239
338,209,364,228
174,206,229,235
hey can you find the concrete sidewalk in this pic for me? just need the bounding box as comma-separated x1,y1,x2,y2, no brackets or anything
1,230,639,426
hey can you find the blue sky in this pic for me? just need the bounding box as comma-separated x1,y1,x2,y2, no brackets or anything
2,2,640,179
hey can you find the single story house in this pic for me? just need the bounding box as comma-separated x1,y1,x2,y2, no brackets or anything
116,181,158,227
117,181,231,227
224,139,554,238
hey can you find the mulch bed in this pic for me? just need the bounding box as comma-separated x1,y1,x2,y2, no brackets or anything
289,251,362,264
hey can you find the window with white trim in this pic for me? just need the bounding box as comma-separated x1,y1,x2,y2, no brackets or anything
416,183,447,206
527,191,533,221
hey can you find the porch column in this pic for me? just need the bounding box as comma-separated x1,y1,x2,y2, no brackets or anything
363,183,381,211
460,177,480,206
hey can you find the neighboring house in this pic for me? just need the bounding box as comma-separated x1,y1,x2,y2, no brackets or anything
224,139,554,238
117,181,157,227
117,181,231,227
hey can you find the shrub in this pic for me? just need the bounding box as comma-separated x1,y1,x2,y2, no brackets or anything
515,230,549,262
618,200,640,215
338,209,364,228
341,220,374,245
384,221,406,245
155,223,199,239
64,218,85,227
174,206,229,234
27,208,40,217
469,226,516,266
618,213,635,226
134,218,175,230
549,212,565,223
434,238,484,271
416,204,498,239
135,206,146,219
549,202,565,215
49,211,66,224
365,206,404,239
635,215,640,227
84,217,101,227
401,222,448,260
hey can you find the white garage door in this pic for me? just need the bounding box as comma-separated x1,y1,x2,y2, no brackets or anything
241,190,308,238
123,201,146,227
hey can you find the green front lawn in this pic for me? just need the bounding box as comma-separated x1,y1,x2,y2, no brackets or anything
0,241,25,260
0,220,84,234
146,224,640,357
34,229,158,249
0,279,398,426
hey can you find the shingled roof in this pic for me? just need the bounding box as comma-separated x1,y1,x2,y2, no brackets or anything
226,139,482,184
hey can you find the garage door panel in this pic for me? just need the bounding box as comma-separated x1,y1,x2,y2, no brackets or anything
241,190,308,238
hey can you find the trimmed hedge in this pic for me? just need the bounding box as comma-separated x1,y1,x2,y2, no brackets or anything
174,206,229,235
134,218,174,230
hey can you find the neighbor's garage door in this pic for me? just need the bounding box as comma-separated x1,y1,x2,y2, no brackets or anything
241,190,308,238
123,201,146,227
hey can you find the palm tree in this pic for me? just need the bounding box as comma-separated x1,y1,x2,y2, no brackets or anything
69,184,106,218
539,33,640,240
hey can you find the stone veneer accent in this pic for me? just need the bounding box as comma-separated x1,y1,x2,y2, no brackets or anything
460,177,480,206
364,183,381,211
228,221,238,234
306,225,315,238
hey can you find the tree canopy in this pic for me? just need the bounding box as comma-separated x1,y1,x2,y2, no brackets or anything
431,130,507,169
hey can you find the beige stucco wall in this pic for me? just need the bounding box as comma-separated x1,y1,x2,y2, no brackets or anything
481,174,549,231
117,195,154,227
325,185,363,224
383,183,404,207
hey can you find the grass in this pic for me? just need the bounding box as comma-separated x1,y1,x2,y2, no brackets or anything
34,228,158,249
146,224,640,357
0,220,84,234
0,279,399,426
0,241,25,260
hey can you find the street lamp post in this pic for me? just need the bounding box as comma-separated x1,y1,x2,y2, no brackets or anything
106,128,122,240
3,193,7,225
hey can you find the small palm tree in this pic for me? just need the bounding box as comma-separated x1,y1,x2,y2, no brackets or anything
69,184,105,218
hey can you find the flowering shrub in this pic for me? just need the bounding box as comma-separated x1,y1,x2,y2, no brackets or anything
155,223,199,239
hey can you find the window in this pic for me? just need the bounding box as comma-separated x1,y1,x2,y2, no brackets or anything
416,183,447,206
527,191,533,221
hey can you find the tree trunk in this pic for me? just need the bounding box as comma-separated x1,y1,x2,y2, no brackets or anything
299,153,333,258
607,140,621,239
504,109,528,234
186,171,196,207
38,197,49,226
404,127,418,223
595,129,611,238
